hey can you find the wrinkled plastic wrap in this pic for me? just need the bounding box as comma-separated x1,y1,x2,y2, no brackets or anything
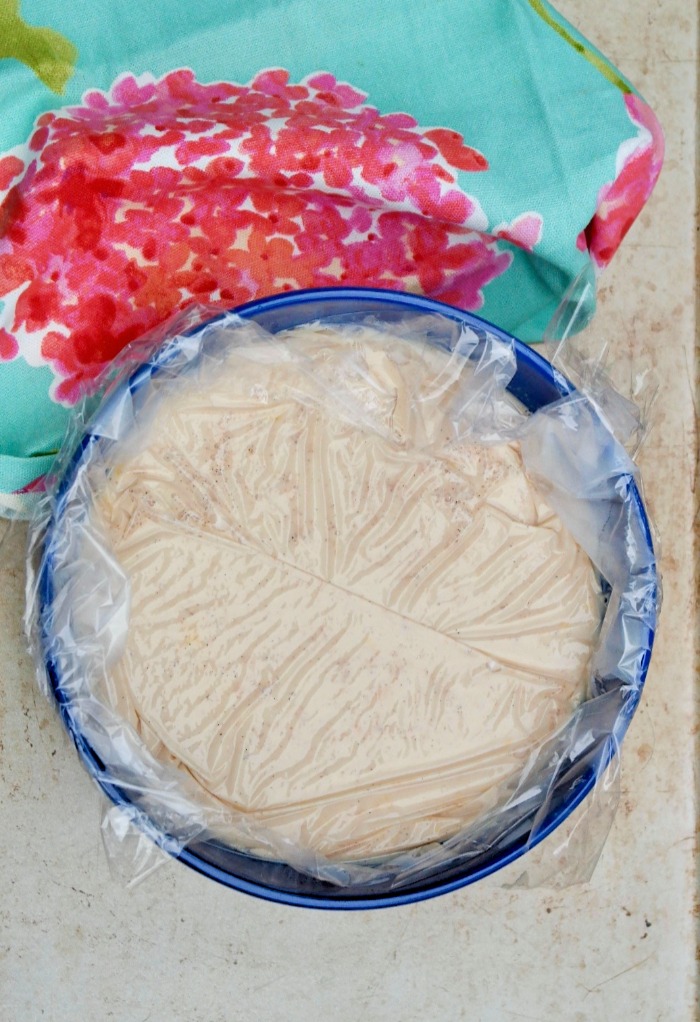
25,291,659,894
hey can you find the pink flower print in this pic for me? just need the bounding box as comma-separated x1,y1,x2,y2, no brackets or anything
0,327,18,360
16,474,47,495
0,155,23,191
493,213,544,253
0,67,531,404
582,94,664,270
423,129,488,172
306,72,367,109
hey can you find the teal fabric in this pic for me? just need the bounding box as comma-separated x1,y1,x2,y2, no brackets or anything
0,0,664,510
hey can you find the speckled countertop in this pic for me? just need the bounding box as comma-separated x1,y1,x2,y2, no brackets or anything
0,3,697,1020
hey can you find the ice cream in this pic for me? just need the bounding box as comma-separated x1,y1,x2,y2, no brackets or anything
93,321,601,860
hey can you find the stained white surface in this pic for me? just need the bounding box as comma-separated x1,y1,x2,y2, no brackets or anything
1,3,697,1019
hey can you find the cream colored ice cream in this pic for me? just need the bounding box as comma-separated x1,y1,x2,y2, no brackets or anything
93,321,601,861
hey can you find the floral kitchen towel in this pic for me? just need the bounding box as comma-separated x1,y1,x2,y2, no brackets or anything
0,0,664,513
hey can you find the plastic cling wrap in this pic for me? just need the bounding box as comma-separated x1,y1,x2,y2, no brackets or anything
26,292,659,898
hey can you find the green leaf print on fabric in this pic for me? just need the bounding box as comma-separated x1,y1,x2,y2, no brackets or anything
0,0,77,95
526,0,631,94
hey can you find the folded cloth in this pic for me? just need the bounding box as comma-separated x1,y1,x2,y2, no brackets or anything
0,0,663,513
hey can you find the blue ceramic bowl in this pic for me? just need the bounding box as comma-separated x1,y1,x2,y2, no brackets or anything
39,288,657,908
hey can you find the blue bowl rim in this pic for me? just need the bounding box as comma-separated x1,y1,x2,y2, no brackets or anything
39,286,657,909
